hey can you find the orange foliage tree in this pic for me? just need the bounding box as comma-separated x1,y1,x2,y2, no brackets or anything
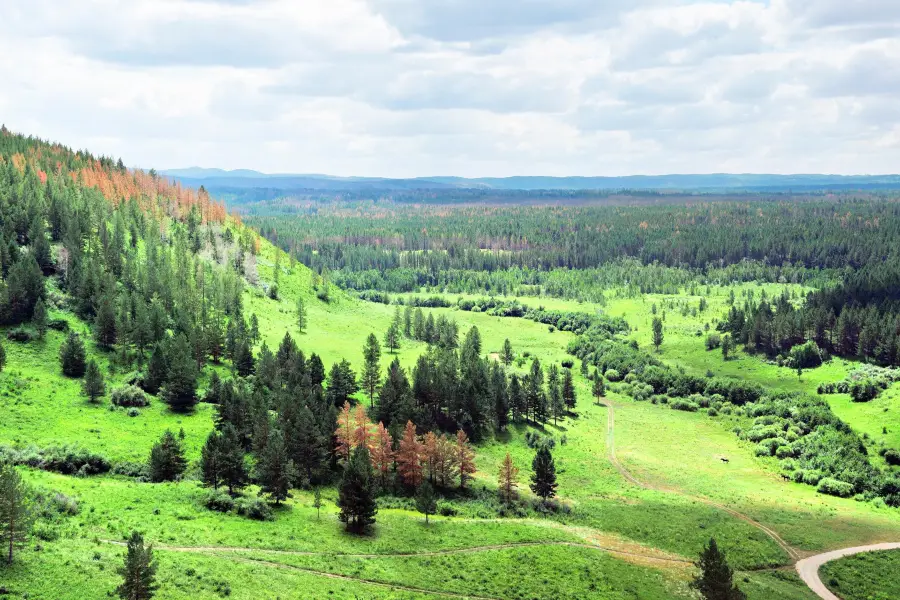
455,430,477,489
396,421,424,488
498,453,519,503
370,422,394,485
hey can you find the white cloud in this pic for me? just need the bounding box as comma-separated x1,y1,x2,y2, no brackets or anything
1,0,899,176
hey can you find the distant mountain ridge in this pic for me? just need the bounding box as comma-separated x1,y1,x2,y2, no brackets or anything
161,169,900,192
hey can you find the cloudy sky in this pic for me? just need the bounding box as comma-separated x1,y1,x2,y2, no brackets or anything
2,0,898,177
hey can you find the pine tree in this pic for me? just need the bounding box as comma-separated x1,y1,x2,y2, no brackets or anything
592,373,605,404
334,402,354,462
561,368,576,411
337,445,378,533
116,531,158,600
59,330,87,377
219,424,249,495
415,481,437,524
0,339,6,374
530,446,558,503
0,463,35,564
370,422,394,486
396,421,424,488
691,538,746,600
148,430,187,483
721,334,733,361
497,453,519,504
199,429,224,490
95,292,118,349
652,316,664,352
82,359,106,403
403,305,412,337
32,298,47,339
160,334,198,411
145,342,168,395
501,338,514,366
384,321,400,354
296,297,307,333
361,333,381,407
258,428,295,504
455,430,477,489
313,487,323,520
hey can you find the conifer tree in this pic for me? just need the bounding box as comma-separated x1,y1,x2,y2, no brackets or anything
592,373,605,404
501,338,514,366
691,538,747,600
455,430,477,489
160,334,198,411
652,316,664,352
370,422,394,486
32,298,47,339
313,487,323,520
721,334,733,361
258,428,294,504
199,429,224,490
0,339,6,374
497,453,519,504
361,333,381,406
334,402,354,462
116,531,158,600
0,463,35,565
384,321,400,354
403,305,412,337
59,330,87,377
219,424,249,494
95,292,118,348
337,445,377,533
561,368,576,411
415,481,437,524
308,353,326,387
530,446,558,503
148,430,187,483
396,421,424,488
296,297,307,333
82,359,106,403
144,342,168,395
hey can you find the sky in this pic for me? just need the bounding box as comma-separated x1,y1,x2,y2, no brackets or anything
2,0,899,178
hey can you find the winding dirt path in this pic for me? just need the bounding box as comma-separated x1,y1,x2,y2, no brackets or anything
603,400,800,561
795,542,900,600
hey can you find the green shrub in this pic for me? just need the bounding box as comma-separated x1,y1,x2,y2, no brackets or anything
204,490,235,513
110,385,150,408
670,399,699,412
849,379,879,402
884,449,900,466
817,477,854,498
604,369,621,382
234,497,272,521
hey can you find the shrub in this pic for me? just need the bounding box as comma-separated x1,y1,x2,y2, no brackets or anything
110,385,150,408
705,333,721,350
884,449,900,466
817,477,854,498
776,445,794,459
0,444,111,476
849,379,879,402
234,497,272,520
204,490,235,513
561,359,574,369
789,340,824,369
604,369,622,382
48,319,69,332
6,327,35,342
670,399,699,412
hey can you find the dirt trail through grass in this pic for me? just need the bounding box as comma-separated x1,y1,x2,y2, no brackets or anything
603,400,801,562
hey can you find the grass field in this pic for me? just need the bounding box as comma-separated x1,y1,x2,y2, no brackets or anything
819,549,900,600
2,240,899,599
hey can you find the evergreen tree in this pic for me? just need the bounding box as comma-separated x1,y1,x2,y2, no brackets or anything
5,253,44,324
691,538,746,600
501,338,514,366
313,487,323,520
160,334,198,411
384,321,400,354
308,353,326,387
561,368,576,411
403,305,412,337
232,337,255,377
497,453,519,504
116,531,158,600
375,358,414,427
59,330,87,377
652,316,664,352
199,429,224,490
148,430,187,483
530,446,558,503
338,444,378,533
509,374,525,423
144,342,168,395
326,359,358,408
361,333,381,407
94,292,118,349
592,373,605,404
721,334,733,361
32,298,47,339
415,481,437,524
0,339,6,374
0,463,35,564
82,359,106,403
257,428,295,504
296,297,307,333
219,424,249,494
